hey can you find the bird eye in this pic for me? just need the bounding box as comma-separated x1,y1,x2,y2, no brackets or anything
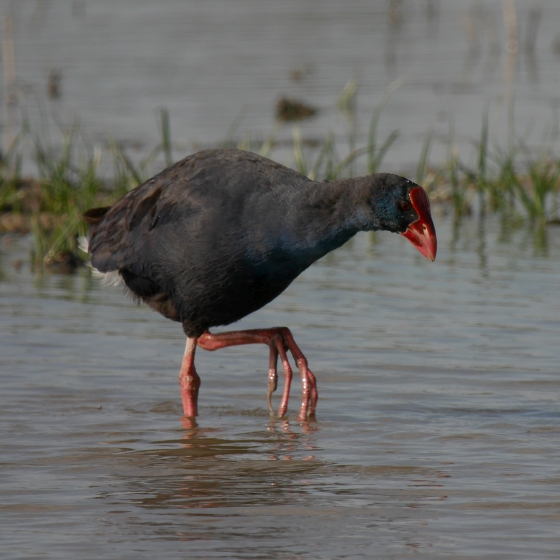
400,201,411,211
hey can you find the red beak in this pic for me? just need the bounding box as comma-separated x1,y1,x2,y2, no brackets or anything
400,187,437,262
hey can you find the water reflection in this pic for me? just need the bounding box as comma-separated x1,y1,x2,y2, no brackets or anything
266,418,318,461
532,222,549,255
384,4,404,75
476,213,488,276
524,5,542,85
443,209,553,262
111,419,323,512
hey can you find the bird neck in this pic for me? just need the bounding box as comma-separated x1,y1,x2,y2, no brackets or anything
305,177,377,234
288,177,374,259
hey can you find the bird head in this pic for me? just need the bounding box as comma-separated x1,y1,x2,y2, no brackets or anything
398,183,437,262
368,175,437,262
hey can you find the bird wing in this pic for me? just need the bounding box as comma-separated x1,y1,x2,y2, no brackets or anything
87,171,194,274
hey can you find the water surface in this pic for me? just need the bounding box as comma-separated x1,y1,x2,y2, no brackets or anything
2,216,560,558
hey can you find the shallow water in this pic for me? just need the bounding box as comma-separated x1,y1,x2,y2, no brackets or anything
2,216,560,558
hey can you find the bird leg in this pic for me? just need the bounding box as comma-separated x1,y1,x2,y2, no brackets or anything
178,336,201,417
197,328,317,421
279,328,318,419
267,341,279,413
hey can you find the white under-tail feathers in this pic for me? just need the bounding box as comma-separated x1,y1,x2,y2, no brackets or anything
78,235,124,287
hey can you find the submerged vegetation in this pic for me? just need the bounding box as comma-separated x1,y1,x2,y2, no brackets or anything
0,92,559,270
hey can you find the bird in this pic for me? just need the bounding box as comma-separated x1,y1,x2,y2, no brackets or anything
84,148,436,421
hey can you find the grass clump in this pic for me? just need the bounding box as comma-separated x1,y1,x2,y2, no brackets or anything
411,102,560,230
0,109,174,269
0,89,559,271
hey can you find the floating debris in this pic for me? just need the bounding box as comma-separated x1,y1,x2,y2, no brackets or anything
275,97,318,122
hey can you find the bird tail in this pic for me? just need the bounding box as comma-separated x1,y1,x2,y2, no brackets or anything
81,206,123,287
83,206,110,225
82,206,111,251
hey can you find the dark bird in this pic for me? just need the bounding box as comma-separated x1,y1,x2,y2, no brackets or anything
84,149,436,421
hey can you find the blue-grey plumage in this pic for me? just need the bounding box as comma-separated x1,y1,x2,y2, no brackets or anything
84,148,436,419
86,149,435,337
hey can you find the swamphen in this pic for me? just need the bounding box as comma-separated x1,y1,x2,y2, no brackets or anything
84,149,436,420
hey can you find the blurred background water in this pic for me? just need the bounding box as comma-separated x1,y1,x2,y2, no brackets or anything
2,1,560,558
4,0,560,169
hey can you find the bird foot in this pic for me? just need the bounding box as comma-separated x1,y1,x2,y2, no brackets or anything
197,327,318,419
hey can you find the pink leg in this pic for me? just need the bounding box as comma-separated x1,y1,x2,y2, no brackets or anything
278,328,318,418
178,337,201,417
197,328,317,420
267,341,279,413
274,335,294,418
